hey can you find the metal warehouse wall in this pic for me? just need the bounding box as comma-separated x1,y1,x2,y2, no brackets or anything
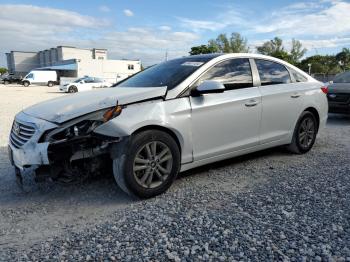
77,59,141,83
7,52,39,76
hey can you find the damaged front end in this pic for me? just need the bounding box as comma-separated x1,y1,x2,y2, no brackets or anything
9,103,125,185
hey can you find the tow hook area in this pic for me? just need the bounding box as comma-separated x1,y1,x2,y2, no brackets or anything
15,167,24,191
15,167,36,193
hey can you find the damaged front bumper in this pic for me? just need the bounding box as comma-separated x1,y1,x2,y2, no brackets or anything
8,111,58,170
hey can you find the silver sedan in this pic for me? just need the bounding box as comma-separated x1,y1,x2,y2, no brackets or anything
9,53,328,198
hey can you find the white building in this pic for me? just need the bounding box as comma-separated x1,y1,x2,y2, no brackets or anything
6,46,141,83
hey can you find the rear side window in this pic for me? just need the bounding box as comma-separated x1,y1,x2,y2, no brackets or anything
290,68,308,82
196,58,253,91
255,59,291,86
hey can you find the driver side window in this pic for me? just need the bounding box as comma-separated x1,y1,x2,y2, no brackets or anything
195,58,253,91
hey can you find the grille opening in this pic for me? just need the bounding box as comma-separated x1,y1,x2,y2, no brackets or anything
10,120,36,148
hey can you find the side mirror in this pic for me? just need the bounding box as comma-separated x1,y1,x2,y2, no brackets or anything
191,80,225,96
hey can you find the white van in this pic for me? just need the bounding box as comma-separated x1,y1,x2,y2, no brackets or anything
22,70,58,87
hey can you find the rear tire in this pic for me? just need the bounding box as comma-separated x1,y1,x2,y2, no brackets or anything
287,111,318,154
48,81,54,87
4,80,9,85
23,81,30,87
68,86,78,93
113,130,180,199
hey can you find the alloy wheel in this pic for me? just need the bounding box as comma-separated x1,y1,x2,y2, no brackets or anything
298,117,315,149
133,141,173,189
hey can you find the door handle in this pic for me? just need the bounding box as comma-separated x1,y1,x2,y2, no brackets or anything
245,99,258,107
291,93,301,98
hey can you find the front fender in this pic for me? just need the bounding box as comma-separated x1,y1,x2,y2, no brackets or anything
93,98,193,164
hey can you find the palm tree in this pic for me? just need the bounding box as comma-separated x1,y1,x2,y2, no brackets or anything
336,48,350,71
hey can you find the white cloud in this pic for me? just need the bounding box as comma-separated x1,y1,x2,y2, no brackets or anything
99,5,111,12
178,1,350,37
0,4,200,67
123,9,134,17
177,17,226,32
0,4,108,29
0,4,110,64
95,28,199,64
253,1,350,36
159,26,172,31
177,8,248,32
300,37,350,50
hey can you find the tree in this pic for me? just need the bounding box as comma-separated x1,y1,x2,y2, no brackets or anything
189,32,248,55
229,33,249,53
257,37,306,65
335,48,350,71
290,39,307,64
257,37,293,63
299,55,342,75
189,45,218,55
257,37,285,56
209,33,249,53
0,67,7,75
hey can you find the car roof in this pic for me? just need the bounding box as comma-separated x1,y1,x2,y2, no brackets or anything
203,53,314,80
184,53,223,60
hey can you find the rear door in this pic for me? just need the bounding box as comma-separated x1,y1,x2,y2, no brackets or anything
254,59,303,143
190,58,262,161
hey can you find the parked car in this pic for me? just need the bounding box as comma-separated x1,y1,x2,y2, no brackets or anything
60,77,113,93
9,53,328,198
327,71,350,114
22,70,58,87
1,73,22,85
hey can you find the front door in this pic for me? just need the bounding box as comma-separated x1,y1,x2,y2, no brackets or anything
190,58,262,161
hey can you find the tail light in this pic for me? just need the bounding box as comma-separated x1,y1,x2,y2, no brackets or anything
321,86,328,94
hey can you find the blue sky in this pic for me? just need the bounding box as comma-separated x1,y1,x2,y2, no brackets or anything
1,0,350,66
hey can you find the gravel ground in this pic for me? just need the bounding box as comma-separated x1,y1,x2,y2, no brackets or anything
0,84,349,261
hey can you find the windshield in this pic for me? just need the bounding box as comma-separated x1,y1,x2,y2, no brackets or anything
117,55,218,90
333,71,350,83
74,77,87,83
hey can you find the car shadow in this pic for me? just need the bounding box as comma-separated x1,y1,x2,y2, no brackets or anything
46,91,65,94
0,146,134,207
179,146,286,180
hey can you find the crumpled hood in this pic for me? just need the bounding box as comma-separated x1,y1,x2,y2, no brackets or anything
23,86,167,123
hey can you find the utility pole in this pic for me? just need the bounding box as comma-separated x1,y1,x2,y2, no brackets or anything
308,63,312,75
165,50,168,61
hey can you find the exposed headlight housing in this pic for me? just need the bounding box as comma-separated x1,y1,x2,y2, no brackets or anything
103,105,123,122
43,103,124,143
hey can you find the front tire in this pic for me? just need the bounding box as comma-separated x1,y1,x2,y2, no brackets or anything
287,111,318,154
113,130,180,198
4,80,9,85
23,81,30,87
68,86,78,93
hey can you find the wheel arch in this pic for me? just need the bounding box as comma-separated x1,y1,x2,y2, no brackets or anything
131,125,182,156
304,107,320,131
